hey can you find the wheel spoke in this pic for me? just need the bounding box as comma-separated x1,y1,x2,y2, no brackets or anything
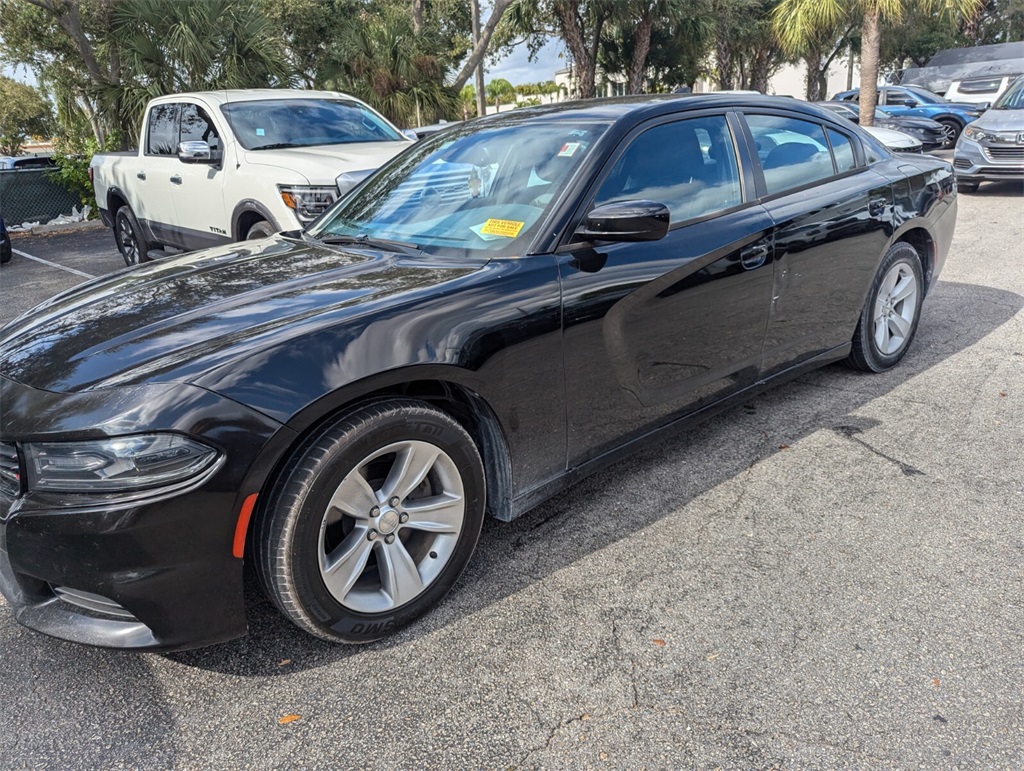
890,275,915,304
328,471,379,519
321,527,374,601
403,492,464,533
888,312,912,338
875,315,890,351
879,267,899,298
382,442,439,501
377,538,424,607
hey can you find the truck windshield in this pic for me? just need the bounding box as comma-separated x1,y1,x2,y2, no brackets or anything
993,77,1024,109
221,99,404,150
309,120,609,259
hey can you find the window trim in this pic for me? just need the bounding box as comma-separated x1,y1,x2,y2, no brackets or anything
736,109,870,203
556,108,757,251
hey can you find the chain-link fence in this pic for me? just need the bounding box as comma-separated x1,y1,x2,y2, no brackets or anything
0,169,82,227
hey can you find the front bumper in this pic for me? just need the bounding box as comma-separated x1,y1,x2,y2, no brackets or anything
953,138,1024,183
0,375,288,650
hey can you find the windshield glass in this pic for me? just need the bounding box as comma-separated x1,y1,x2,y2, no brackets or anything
310,120,609,258
221,98,403,150
903,86,946,104
993,77,1024,109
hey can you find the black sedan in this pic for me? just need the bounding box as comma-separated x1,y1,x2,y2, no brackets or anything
0,96,957,650
0,215,11,265
817,101,950,150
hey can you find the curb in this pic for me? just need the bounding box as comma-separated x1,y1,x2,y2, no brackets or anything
28,219,107,236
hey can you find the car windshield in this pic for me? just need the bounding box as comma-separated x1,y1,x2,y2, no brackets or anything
993,77,1024,109
220,98,403,150
309,120,609,258
902,86,947,104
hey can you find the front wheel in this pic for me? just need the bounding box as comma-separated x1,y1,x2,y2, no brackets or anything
114,205,151,266
845,241,924,372
246,220,275,239
937,119,961,145
256,399,486,643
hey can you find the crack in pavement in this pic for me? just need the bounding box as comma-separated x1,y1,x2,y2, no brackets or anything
832,424,925,477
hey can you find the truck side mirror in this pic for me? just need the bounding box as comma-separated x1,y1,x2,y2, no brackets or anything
178,141,214,164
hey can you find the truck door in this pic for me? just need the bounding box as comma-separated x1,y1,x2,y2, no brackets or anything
167,102,231,250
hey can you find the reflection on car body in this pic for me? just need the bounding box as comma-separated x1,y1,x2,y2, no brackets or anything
0,95,957,651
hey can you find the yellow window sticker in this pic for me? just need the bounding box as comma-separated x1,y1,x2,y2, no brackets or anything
479,218,525,238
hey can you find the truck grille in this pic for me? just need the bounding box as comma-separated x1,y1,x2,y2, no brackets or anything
0,443,21,500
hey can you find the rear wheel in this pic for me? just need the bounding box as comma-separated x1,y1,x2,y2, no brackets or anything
114,205,151,266
256,399,486,643
846,241,924,372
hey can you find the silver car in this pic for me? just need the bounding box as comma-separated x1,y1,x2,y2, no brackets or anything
953,76,1024,191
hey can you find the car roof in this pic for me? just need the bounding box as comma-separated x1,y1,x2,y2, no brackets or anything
148,89,368,106
472,93,842,127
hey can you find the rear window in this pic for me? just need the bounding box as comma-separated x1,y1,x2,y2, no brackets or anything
146,104,181,156
746,115,835,195
957,77,1003,94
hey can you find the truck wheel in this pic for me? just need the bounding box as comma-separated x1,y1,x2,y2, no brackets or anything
114,205,151,266
246,221,275,239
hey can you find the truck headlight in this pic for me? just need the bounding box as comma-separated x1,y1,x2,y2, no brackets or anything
278,185,338,223
24,434,220,492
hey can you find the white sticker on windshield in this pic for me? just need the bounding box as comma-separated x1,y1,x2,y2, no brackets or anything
558,142,582,157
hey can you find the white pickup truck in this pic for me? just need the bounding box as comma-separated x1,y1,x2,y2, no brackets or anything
90,89,413,264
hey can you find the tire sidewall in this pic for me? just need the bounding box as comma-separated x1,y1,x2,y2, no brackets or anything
859,243,924,370
115,206,148,266
246,221,275,239
282,408,485,642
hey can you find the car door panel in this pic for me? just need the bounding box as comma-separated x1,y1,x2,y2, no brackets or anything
560,204,775,468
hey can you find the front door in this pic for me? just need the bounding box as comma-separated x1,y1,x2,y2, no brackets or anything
168,102,230,250
559,113,775,467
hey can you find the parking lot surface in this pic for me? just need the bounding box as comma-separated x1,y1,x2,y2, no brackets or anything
1,184,1022,768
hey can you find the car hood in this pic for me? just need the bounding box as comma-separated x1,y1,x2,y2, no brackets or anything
0,236,481,393
863,125,920,148
242,141,412,185
885,116,943,130
972,108,1024,131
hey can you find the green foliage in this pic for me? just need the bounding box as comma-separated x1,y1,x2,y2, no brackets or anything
485,77,516,105
47,130,124,213
0,76,54,156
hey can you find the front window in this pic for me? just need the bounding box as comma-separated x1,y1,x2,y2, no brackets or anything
901,86,946,105
993,77,1024,109
310,121,609,258
220,99,403,150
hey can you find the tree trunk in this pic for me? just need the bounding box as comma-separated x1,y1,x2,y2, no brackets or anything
859,9,881,128
627,15,654,94
552,0,607,99
452,0,515,92
470,0,486,117
411,0,424,35
716,34,734,90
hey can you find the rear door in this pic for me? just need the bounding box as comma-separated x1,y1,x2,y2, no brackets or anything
740,111,894,376
558,111,776,467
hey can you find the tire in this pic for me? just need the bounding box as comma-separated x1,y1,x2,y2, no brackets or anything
845,241,924,372
256,399,486,643
114,205,151,266
246,220,275,239
937,118,961,145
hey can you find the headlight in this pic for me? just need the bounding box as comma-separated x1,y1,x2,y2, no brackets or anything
24,434,219,492
278,185,338,223
963,126,993,142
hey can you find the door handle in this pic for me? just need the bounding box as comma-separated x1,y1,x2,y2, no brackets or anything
136,171,146,181
740,242,769,270
869,198,886,216
170,175,182,185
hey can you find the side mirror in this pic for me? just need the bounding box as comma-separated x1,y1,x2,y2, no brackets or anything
577,200,670,242
401,129,419,141
897,98,917,107
177,141,214,164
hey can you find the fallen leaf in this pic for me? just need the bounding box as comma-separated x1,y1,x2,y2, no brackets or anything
933,677,940,688
652,638,666,646
600,752,609,761
278,659,292,667
582,713,592,721
999,392,1007,397
706,651,720,661
278,714,301,725
778,444,791,450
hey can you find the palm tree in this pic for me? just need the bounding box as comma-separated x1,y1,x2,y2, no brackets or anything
773,0,981,126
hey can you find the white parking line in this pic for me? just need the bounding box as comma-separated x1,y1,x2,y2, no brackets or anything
11,248,96,279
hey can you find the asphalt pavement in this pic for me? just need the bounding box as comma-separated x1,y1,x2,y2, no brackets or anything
0,183,1022,769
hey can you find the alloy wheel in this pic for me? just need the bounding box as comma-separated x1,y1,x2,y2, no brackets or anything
873,262,919,355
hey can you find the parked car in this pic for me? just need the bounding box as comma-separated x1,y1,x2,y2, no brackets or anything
862,125,924,153
0,95,957,651
945,69,1022,105
833,85,985,143
0,215,11,264
0,154,56,171
90,89,413,266
953,75,1024,192
817,101,948,150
